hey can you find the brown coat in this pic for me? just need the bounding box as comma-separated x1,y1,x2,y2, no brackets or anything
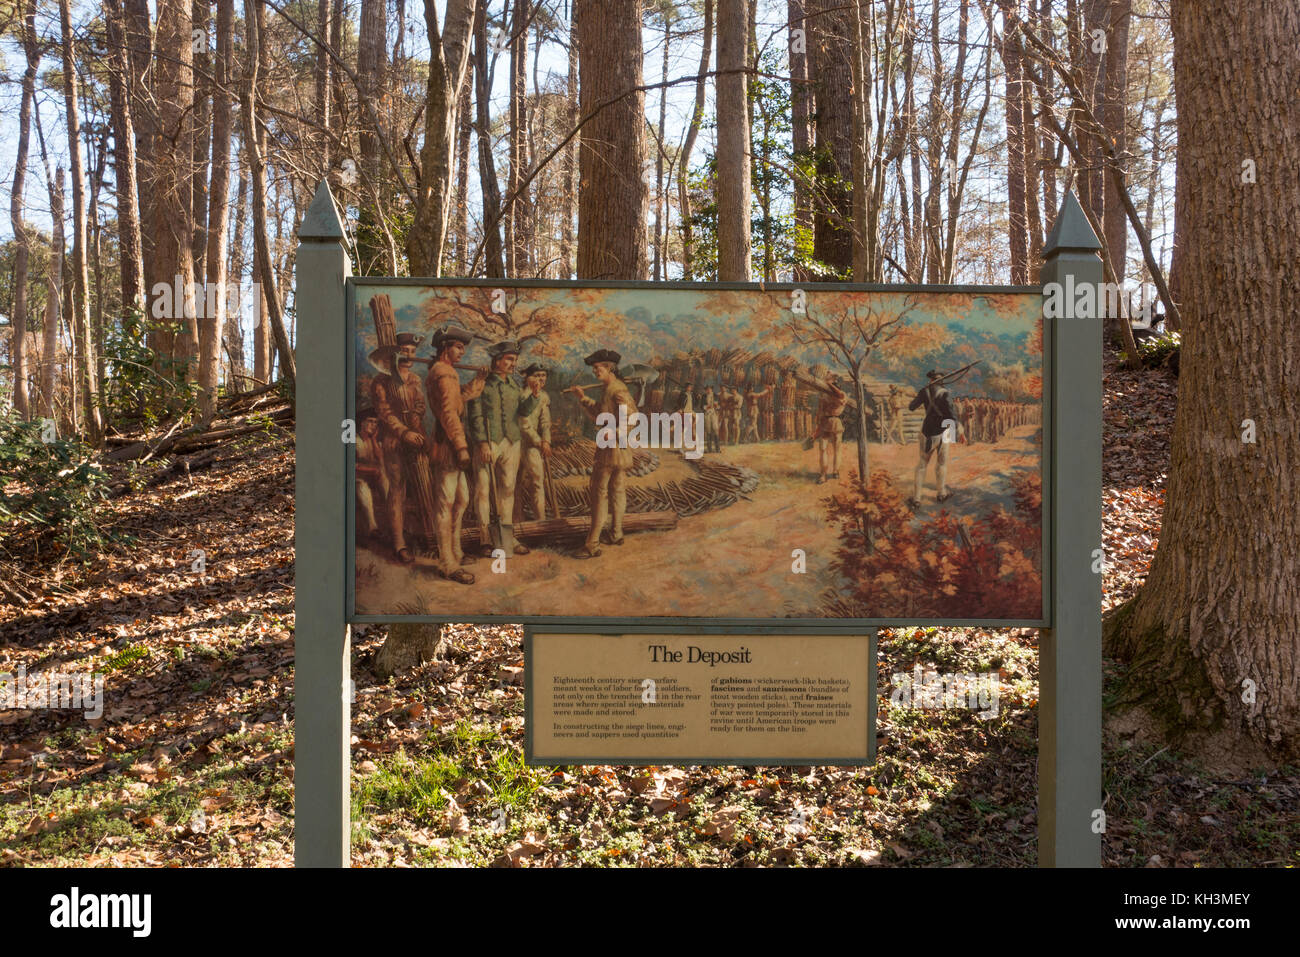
425,359,484,467
371,369,426,458
581,377,638,469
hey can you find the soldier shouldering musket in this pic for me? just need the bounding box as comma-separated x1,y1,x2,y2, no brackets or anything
517,363,553,520
886,384,906,444
565,349,636,559
908,362,978,507
806,375,848,484
369,332,435,564
425,324,489,584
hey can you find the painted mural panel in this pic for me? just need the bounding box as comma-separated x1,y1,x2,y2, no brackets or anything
351,282,1044,622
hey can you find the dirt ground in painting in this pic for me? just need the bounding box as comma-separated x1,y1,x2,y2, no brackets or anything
354,428,1042,619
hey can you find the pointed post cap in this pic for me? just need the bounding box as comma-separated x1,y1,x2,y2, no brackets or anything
1043,191,1101,256
299,180,346,242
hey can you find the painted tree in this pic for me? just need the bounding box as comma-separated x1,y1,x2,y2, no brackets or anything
1106,0,1300,760
777,291,950,503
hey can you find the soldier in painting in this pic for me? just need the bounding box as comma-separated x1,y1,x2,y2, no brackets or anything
811,376,848,484
701,385,722,453
909,369,965,506
370,332,428,563
674,381,696,415
722,386,743,445
426,324,487,584
741,382,773,442
517,363,553,520
468,341,538,557
885,385,906,444
958,399,975,449
566,349,636,558
355,408,386,543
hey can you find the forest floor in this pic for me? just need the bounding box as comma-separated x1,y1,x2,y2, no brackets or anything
1,348,1297,868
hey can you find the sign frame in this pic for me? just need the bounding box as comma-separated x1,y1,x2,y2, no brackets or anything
342,275,1054,630
293,180,1102,869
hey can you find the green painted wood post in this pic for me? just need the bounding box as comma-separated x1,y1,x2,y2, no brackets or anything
294,181,352,867
1039,191,1104,867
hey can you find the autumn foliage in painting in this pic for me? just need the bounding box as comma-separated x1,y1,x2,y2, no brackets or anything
821,469,1042,620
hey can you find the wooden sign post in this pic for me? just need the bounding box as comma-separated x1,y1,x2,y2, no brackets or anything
1039,192,1104,866
294,182,352,867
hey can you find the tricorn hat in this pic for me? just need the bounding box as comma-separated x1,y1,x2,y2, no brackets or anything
584,348,621,367
369,332,425,367
487,340,522,359
520,363,548,377
431,323,474,348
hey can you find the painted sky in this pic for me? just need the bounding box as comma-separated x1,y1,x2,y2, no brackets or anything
355,284,1040,394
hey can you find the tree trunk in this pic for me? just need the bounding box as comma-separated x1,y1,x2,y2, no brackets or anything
998,0,1031,283
59,0,103,444
560,1,580,278
1101,0,1130,284
124,0,154,276
1106,0,1300,760
9,0,40,419
788,0,813,279
1035,0,1059,234
315,0,333,171
357,0,387,183
1019,12,1043,273
149,0,198,388
192,0,211,281
716,0,752,281
1077,0,1107,225
407,0,474,277
924,0,943,282
808,0,854,275
42,169,65,423
453,64,473,274
230,164,254,384
474,3,505,279
200,0,235,422
651,13,671,282
242,0,294,386
104,0,146,315
575,0,648,280
355,0,388,273
678,0,712,280
507,0,532,277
